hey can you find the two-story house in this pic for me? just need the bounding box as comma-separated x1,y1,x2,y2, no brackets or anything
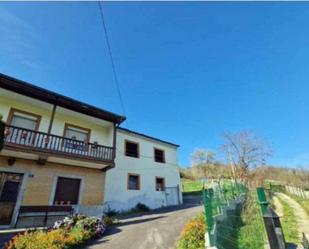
104,127,182,211
0,74,125,228
0,73,182,228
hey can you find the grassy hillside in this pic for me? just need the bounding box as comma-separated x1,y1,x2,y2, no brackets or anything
182,180,204,195
277,197,299,245
235,193,266,249
286,194,309,216
181,164,309,190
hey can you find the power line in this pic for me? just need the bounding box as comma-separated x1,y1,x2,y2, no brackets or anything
97,1,127,119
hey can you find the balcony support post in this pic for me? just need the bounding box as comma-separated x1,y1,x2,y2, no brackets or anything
112,123,117,160
47,104,57,134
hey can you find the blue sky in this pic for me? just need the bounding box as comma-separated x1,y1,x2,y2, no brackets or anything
1,2,309,168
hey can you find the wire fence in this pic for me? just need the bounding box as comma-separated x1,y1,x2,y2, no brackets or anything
202,181,267,249
268,183,309,248
202,180,244,248
202,180,309,249
203,180,247,216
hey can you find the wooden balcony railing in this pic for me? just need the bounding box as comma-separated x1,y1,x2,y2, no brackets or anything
3,125,114,162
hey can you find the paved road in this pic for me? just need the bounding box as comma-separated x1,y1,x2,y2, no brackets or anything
0,233,16,249
86,203,203,249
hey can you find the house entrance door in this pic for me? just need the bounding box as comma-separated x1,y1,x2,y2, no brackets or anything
165,186,180,206
0,172,23,225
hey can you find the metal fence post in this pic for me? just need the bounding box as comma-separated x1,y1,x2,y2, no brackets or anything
263,208,286,249
203,188,215,246
256,187,286,249
256,187,269,215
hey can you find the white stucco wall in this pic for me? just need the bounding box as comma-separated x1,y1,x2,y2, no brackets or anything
104,129,182,211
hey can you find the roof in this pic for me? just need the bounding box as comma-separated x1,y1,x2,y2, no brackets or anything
0,73,126,124
117,127,180,148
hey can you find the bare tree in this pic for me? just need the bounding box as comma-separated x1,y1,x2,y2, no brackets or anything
190,148,215,166
221,131,272,183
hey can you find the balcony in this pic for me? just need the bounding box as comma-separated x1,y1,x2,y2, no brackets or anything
3,125,114,164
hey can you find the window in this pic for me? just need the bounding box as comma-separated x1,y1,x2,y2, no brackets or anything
127,174,140,190
54,177,81,205
63,123,90,150
6,108,41,145
155,177,165,191
154,148,165,163
125,140,139,158
7,108,41,131
64,124,90,141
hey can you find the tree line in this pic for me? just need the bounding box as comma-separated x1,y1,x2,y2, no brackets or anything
181,130,309,189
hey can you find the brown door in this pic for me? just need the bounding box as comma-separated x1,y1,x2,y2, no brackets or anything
0,172,23,225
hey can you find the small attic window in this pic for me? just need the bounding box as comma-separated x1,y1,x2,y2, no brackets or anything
125,140,139,158
154,148,165,163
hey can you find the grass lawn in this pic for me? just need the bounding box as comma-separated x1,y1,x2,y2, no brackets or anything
182,180,204,195
236,192,266,249
213,191,266,249
277,196,299,245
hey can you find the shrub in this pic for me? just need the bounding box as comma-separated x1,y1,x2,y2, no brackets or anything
5,215,106,249
6,229,66,249
103,216,118,227
74,216,105,239
177,213,206,249
135,202,150,212
64,227,84,246
104,206,118,217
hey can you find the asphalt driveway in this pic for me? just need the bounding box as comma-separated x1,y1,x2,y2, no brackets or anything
85,202,203,249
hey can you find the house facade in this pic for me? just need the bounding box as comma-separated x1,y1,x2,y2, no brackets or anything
104,127,182,211
0,74,125,228
0,73,182,228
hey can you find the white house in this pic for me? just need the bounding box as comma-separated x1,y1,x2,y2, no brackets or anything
104,127,183,211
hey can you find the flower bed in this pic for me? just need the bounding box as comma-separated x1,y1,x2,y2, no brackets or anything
177,213,206,249
5,215,106,249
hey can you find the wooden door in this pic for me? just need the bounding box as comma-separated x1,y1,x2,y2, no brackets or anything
0,172,23,225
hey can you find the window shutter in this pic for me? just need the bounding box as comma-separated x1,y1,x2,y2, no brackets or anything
54,177,81,205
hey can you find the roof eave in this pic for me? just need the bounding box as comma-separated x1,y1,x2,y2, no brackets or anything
117,127,180,148
0,73,126,124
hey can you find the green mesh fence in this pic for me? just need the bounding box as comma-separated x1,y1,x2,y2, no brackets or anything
202,180,247,247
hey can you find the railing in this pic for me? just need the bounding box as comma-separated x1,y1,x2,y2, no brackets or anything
3,125,114,162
